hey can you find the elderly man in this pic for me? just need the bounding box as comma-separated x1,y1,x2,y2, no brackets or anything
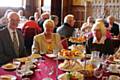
57,14,76,38
105,16,119,36
0,12,27,66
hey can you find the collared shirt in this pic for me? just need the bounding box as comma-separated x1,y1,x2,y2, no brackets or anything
92,36,106,44
7,27,19,46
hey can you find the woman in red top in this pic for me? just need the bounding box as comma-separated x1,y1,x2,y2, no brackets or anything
22,16,42,55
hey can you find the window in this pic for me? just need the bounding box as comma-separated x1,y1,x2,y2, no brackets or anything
42,0,51,12
0,0,23,7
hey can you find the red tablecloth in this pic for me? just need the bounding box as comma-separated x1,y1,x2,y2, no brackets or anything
0,56,64,80
0,56,120,80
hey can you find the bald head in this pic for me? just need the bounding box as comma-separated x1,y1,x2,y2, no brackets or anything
7,12,20,30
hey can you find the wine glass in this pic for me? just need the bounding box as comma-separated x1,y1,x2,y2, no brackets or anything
74,28,80,38
53,48,59,56
42,65,53,80
91,51,100,60
93,68,103,80
102,76,108,80
13,59,21,68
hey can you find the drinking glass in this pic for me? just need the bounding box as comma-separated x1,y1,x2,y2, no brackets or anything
16,64,31,80
42,65,53,80
13,59,21,68
53,48,59,55
74,28,80,38
102,76,108,80
91,51,100,59
93,68,103,80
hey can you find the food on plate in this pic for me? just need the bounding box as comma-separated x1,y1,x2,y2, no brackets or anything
58,72,84,80
16,57,30,63
114,48,120,59
58,60,83,71
69,45,85,51
109,75,120,80
58,49,85,59
1,63,17,70
30,53,42,59
108,55,114,61
0,75,16,80
69,36,86,43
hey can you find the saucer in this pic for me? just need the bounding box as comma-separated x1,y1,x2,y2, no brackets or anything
0,75,16,80
1,63,17,71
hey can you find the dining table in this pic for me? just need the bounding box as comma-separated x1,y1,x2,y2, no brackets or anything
0,55,120,80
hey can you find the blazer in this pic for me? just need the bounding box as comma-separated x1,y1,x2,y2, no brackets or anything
0,27,27,66
32,33,63,54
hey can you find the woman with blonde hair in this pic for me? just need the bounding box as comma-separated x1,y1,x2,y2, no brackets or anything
32,19,63,54
86,21,114,56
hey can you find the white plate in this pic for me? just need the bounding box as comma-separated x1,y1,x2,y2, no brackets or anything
46,54,57,58
107,67,119,73
1,63,17,70
58,64,74,71
0,75,17,80
42,78,53,80
109,75,120,80
58,73,69,80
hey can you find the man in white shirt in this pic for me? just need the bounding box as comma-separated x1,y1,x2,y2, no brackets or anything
0,12,27,66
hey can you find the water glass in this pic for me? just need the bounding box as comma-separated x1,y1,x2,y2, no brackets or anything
93,69,103,79
41,64,53,80
102,76,108,80
91,51,100,59
13,59,21,68
53,48,59,55
40,50,46,55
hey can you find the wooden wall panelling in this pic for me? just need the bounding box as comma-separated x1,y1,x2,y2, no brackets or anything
72,5,85,28
61,0,72,24
25,0,37,18
51,0,62,26
0,7,23,18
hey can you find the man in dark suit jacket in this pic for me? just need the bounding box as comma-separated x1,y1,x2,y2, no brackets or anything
0,12,27,66
105,16,119,36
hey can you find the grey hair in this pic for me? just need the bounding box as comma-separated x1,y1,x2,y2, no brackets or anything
64,14,74,23
7,12,19,19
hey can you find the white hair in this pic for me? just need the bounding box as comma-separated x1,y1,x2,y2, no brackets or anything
64,14,74,23
7,12,19,19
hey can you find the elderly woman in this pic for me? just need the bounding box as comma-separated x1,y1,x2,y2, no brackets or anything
86,21,114,56
32,19,63,54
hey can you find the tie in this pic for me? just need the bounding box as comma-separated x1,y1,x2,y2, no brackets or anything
13,31,19,56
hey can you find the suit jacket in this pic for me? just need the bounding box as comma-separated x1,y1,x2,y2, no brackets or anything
105,22,119,36
0,27,27,66
32,33,63,54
